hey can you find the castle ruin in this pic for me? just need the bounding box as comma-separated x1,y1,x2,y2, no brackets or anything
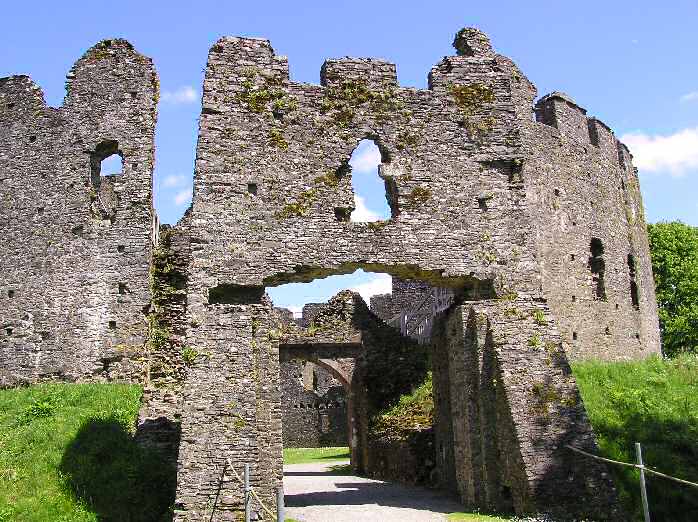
0,28,661,520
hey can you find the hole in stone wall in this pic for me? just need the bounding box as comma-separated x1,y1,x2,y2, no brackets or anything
635,333,640,340
90,140,122,187
100,154,123,176
572,331,578,340
628,254,640,310
570,254,575,261
571,295,576,302
118,283,128,295
6,328,12,336
108,321,116,329
209,284,265,305
117,245,126,253
247,183,258,195
8,290,15,298
37,207,44,215
588,238,606,300
348,140,392,222
605,326,611,335
29,135,36,143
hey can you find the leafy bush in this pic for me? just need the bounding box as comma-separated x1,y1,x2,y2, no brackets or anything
647,221,698,356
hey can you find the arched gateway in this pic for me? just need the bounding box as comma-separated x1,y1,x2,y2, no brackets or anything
0,28,660,521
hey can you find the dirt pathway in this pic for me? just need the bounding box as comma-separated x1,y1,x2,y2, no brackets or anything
283,460,464,522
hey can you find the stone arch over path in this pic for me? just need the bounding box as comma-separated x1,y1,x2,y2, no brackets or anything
172,28,630,521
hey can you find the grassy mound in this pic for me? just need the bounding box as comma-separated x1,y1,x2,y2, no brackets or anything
573,355,698,522
0,383,175,522
282,446,349,465
372,372,433,439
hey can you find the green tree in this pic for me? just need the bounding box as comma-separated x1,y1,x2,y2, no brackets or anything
647,221,698,356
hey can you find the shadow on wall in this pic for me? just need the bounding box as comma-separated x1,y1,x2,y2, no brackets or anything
59,416,178,522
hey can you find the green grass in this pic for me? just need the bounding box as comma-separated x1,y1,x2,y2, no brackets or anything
447,513,510,521
573,354,698,522
0,383,175,521
283,446,350,465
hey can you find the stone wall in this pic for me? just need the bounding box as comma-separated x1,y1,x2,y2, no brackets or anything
0,39,157,386
0,27,662,521
280,361,348,447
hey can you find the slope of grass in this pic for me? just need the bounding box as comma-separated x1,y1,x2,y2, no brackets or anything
447,514,511,521
573,354,698,522
0,383,175,522
282,446,349,465
372,371,433,438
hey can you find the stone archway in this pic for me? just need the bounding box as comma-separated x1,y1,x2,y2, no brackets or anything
173,28,627,522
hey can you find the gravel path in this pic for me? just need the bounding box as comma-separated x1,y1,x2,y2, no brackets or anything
283,460,464,522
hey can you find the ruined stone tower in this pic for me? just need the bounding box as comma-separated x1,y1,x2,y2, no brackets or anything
0,28,660,521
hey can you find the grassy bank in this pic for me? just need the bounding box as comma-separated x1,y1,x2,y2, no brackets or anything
282,446,350,465
0,383,175,522
573,354,698,522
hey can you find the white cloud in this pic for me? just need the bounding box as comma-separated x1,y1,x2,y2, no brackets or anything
349,142,381,173
162,174,188,188
351,273,392,305
287,306,303,318
161,86,198,105
620,127,698,176
680,91,698,102
174,188,192,206
351,195,381,222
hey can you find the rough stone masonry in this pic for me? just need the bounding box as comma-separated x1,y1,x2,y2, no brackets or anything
0,27,660,520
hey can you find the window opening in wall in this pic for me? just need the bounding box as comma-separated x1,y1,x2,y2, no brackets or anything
117,245,126,253
37,207,44,215
8,290,15,298
572,332,578,340
5,328,12,336
100,154,123,176
108,320,116,330
588,238,606,300
118,283,128,295
627,254,639,310
247,182,258,195
90,140,123,188
348,140,392,222
571,295,576,302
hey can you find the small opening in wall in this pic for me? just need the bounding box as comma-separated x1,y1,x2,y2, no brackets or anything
6,328,12,336
108,320,116,329
334,207,351,222
605,326,611,335
349,139,392,222
247,183,258,195
118,283,128,295
570,254,575,261
117,245,125,253
37,207,44,215
90,140,123,187
29,135,36,143
615,303,620,310
8,290,15,298
589,238,606,300
571,295,576,302
572,332,578,341
635,333,640,340
554,188,560,197
628,254,640,310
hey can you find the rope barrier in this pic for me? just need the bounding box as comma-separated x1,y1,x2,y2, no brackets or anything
225,458,278,520
566,445,698,489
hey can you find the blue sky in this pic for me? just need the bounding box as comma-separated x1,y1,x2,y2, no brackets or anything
2,1,697,312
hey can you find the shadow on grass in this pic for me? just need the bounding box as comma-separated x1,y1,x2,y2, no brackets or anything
592,413,698,522
60,416,179,522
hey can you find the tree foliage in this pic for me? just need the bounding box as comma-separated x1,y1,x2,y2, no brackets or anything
648,221,698,356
